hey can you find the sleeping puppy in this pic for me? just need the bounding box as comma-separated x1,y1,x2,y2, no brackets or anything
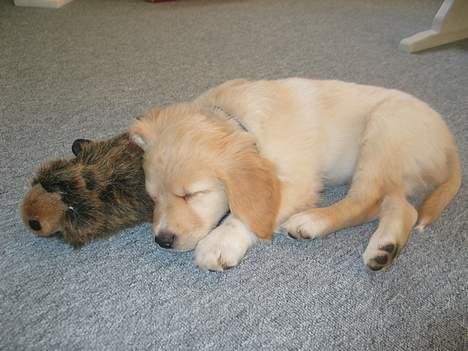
129,78,461,271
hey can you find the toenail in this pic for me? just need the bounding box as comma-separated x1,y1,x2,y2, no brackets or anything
392,244,400,259
287,233,298,240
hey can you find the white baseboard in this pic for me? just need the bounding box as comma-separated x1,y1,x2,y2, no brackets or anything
14,0,73,8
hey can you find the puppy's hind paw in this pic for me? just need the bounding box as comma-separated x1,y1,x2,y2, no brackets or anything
363,243,399,271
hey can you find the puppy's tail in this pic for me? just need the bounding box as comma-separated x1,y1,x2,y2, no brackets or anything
416,148,462,231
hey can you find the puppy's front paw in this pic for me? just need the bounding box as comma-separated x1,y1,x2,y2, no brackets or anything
363,242,400,271
194,234,244,272
282,211,328,240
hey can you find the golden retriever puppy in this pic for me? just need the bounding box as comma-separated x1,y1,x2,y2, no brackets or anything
129,78,461,272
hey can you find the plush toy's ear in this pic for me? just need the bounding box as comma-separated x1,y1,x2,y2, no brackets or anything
72,139,91,156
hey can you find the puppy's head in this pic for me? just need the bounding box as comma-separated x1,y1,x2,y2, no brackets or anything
129,104,280,251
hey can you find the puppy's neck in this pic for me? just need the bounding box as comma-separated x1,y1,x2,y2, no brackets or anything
211,105,249,133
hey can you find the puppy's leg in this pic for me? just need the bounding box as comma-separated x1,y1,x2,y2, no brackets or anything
195,215,257,271
282,169,384,239
363,193,417,271
282,194,381,240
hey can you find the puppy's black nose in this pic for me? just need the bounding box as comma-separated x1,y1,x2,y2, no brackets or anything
29,220,42,231
154,230,175,249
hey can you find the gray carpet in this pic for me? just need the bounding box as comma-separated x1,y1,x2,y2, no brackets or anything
1,0,467,350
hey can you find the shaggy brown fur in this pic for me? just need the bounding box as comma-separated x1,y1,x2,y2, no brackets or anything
21,133,154,248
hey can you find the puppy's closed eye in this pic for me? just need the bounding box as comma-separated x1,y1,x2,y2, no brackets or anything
177,194,193,202
176,191,207,202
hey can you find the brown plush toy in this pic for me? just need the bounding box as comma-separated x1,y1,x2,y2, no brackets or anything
21,133,154,248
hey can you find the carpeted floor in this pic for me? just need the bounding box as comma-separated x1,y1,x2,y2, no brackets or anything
0,0,467,350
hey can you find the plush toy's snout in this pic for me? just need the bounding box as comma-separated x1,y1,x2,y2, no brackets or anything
21,184,67,236
28,219,42,231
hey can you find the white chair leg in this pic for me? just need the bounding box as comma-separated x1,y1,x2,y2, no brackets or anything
399,0,468,53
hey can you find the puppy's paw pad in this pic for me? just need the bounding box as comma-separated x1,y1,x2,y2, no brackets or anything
282,212,327,240
380,243,398,257
364,243,399,271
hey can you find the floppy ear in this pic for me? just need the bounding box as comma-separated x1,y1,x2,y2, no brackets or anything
71,139,91,156
129,119,153,150
221,150,281,240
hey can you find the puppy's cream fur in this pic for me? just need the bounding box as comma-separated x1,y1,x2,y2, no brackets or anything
130,79,461,271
